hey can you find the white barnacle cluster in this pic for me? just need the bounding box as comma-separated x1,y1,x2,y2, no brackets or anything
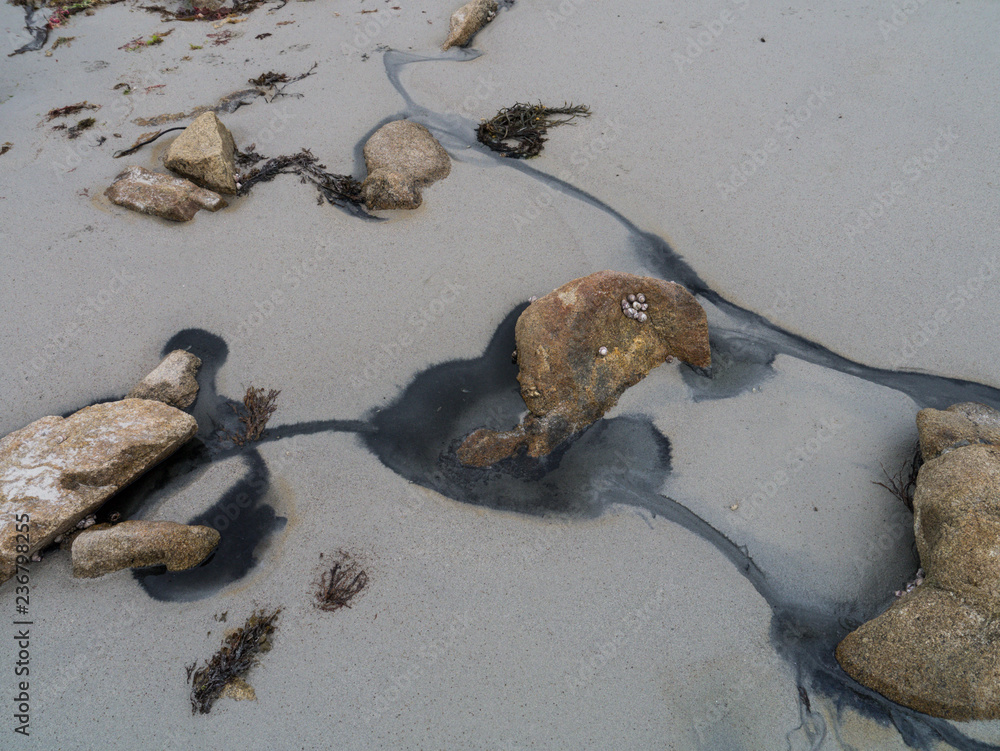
621,292,649,323
895,567,925,597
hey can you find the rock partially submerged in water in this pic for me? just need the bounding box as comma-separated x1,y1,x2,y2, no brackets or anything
360,120,451,210
127,349,202,409
836,424,1000,720
71,520,220,578
163,111,238,195
916,401,1000,461
442,0,498,50
105,166,228,222
458,271,711,466
0,399,198,585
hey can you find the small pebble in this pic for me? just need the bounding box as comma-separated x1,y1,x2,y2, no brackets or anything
632,301,641,310
528,296,537,303
637,293,645,303
628,294,636,302
638,312,648,322
30,552,42,562
641,303,648,311
598,346,608,357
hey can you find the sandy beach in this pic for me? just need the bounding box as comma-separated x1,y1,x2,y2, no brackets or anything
2,0,1000,748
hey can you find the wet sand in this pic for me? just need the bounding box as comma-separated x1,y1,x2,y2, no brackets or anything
2,0,1000,748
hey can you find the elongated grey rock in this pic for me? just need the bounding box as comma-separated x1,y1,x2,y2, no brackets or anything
71,520,220,578
0,399,198,585
105,166,227,222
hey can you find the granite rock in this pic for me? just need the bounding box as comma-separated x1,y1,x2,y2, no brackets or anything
163,111,238,194
442,0,498,50
916,401,1000,461
0,399,198,585
127,349,202,409
360,120,450,210
71,520,220,578
836,443,1000,720
458,271,710,466
105,166,227,222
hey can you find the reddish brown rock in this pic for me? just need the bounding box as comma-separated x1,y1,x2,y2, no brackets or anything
836,442,1000,720
458,271,710,466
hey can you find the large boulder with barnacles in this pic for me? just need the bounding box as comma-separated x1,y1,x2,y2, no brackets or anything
457,271,710,466
836,402,1000,720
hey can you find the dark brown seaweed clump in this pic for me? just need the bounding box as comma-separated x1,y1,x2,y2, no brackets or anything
224,386,281,446
46,100,99,121
236,148,364,207
186,607,281,714
476,102,590,158
314,551,368,612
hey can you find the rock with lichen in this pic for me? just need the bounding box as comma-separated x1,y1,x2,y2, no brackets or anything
916,401,1000,461
835,432,1000,720
442,0,498,50
360,120,451,210
127,350,202,409
71,520,220,578
163,111,238,194
105,166,227,222
0,400,198,585
458,271,711,466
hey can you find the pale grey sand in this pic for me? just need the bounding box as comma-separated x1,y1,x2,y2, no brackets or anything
2,0,999,749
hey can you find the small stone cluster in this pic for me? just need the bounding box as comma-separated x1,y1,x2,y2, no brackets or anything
621,292,649,323
0,352,218,584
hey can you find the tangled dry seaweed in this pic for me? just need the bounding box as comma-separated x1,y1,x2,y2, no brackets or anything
186,608,281,714
224,386,281,446
236,148,364,207
141,0,270,22
872,442,923,510
314,551,368,612
476,102,591,158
